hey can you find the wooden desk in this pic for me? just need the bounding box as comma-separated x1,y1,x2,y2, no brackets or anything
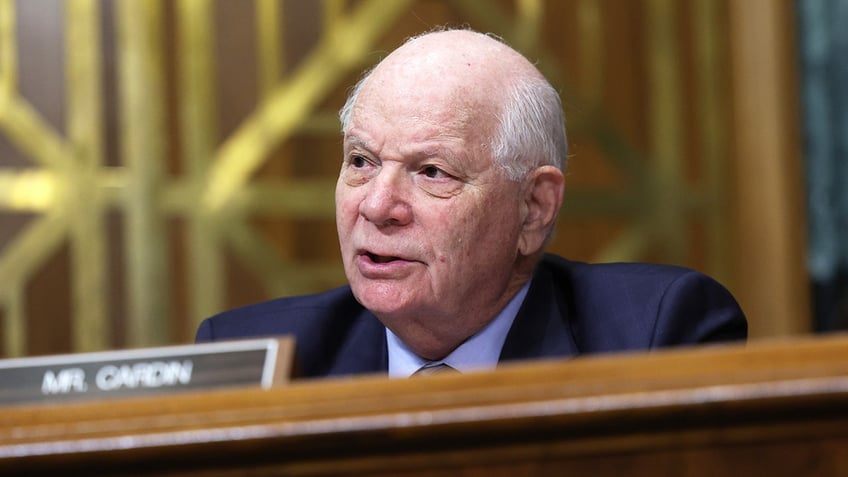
2,334,848,476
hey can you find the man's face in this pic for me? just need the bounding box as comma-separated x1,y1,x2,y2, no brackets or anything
335,70,529,354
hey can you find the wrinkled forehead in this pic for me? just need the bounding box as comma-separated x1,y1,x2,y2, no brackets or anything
357,76,476,126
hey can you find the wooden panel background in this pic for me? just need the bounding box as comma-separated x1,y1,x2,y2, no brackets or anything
0,0,809,357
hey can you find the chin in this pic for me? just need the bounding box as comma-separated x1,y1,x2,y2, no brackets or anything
350,283,416,316
359,298,416,319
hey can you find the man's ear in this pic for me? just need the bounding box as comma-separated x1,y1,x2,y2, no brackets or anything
518,165,564,256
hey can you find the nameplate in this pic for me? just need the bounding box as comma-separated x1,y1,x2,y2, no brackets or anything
0,337,294,407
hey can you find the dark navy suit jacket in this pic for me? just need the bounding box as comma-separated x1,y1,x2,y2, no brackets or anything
195,254,747,378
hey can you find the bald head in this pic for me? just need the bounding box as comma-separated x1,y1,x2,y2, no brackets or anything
340,29,568,179
367,30,539,104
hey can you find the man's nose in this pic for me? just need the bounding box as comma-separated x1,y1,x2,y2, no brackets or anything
359,169,413,227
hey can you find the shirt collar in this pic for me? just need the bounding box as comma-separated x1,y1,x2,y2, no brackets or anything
386,280,532,378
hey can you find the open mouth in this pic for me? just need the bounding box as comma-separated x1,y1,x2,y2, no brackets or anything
366,252,402,264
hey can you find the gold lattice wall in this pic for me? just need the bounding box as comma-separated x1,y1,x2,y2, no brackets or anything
0,0,785,358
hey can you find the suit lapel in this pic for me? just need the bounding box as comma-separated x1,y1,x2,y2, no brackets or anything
325,309,388,377
499,260,580,363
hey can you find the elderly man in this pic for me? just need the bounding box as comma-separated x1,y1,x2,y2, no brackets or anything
196,29,746,378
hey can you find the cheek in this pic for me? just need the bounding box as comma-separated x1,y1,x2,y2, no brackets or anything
462,196,520,249
335,186,358,222
431,201,489,257
335,189,360,247
414,205,461,264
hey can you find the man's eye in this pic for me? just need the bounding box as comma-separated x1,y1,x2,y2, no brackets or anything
351,155,367,168
422,165,445,178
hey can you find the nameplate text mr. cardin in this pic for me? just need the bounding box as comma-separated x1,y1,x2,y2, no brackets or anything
41,360,193,395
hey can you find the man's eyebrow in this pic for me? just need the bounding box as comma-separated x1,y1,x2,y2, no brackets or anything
344,135,370,151
344,135,459,162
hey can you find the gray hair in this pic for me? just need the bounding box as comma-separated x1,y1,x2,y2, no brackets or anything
491,75,568,180
339,71,369,137
338,41,568,181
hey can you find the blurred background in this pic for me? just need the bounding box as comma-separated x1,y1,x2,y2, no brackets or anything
0,0,842,358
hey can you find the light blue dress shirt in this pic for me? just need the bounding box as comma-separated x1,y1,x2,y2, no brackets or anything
386,281,532,378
